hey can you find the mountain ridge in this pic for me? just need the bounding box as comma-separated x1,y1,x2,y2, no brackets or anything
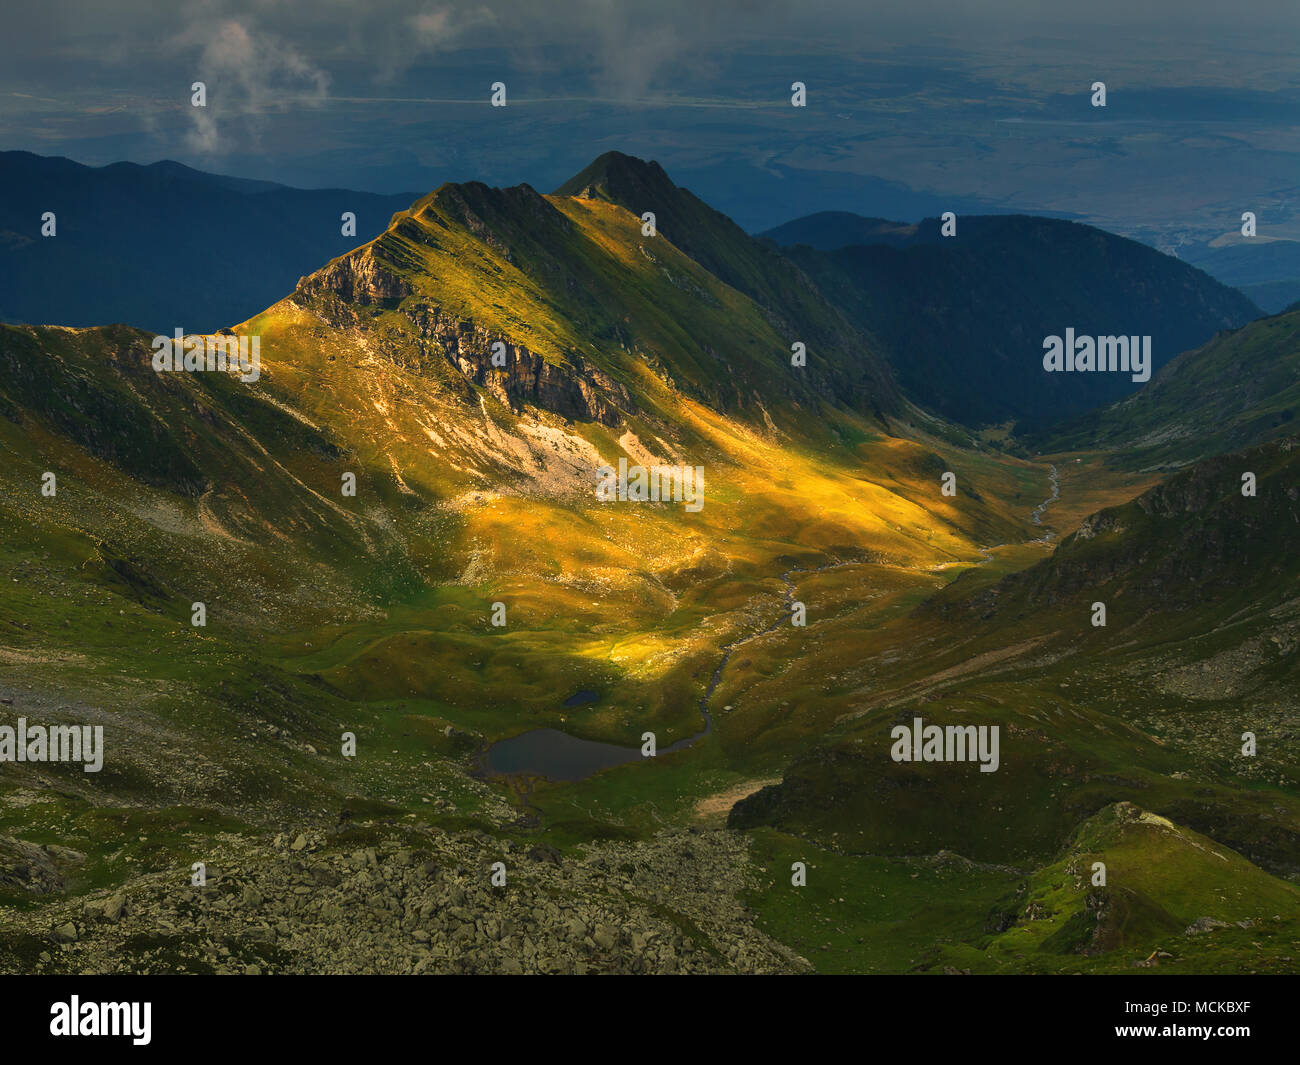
3,152,1299,976
764,210,1262,426
0,149,420,332
1041,306,1300,468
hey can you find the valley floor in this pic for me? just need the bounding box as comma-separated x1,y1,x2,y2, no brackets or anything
7,444,1297,975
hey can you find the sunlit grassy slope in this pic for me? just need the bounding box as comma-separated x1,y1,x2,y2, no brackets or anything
3,155,1295,974
0,158,1049,832
730,438,1300,952
960,802,1300,973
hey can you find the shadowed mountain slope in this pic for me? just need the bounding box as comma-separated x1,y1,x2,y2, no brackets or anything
1043,307,1300,469
0,150,417,333
4,155,1297,976
555,152,898,413
733,437,1300,885
764,212,1261,426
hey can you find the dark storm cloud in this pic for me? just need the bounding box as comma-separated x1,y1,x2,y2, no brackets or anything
0,0,1295,169
4,1,1297,97
0,1,784,154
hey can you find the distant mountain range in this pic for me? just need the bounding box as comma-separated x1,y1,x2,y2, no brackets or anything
1178,237,1300,315
0,150,417,333
761,212,1261,427
4,151,1300,975
1,149,1271,434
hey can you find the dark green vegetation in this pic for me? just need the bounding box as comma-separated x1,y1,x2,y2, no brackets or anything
765,212,1260,426
759,212,928,251
1043,307,1300,469
731,435,1300,969
2,155,1298,974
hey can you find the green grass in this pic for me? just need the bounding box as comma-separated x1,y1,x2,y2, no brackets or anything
2,178,1297,976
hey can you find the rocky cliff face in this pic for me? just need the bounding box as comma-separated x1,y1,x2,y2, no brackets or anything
296,249,631,427
409,305,631,427
299,247,413,305
1020,439,1299,606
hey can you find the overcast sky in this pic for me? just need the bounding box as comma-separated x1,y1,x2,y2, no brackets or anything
3,0,1298,232
5,1,1297,119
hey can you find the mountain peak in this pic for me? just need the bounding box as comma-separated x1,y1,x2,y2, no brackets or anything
428,178,551,213
553,151,675,204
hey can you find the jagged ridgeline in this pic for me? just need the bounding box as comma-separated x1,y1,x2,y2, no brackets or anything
258,150,899,438
0,151,1021,849
3,151,1297,976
